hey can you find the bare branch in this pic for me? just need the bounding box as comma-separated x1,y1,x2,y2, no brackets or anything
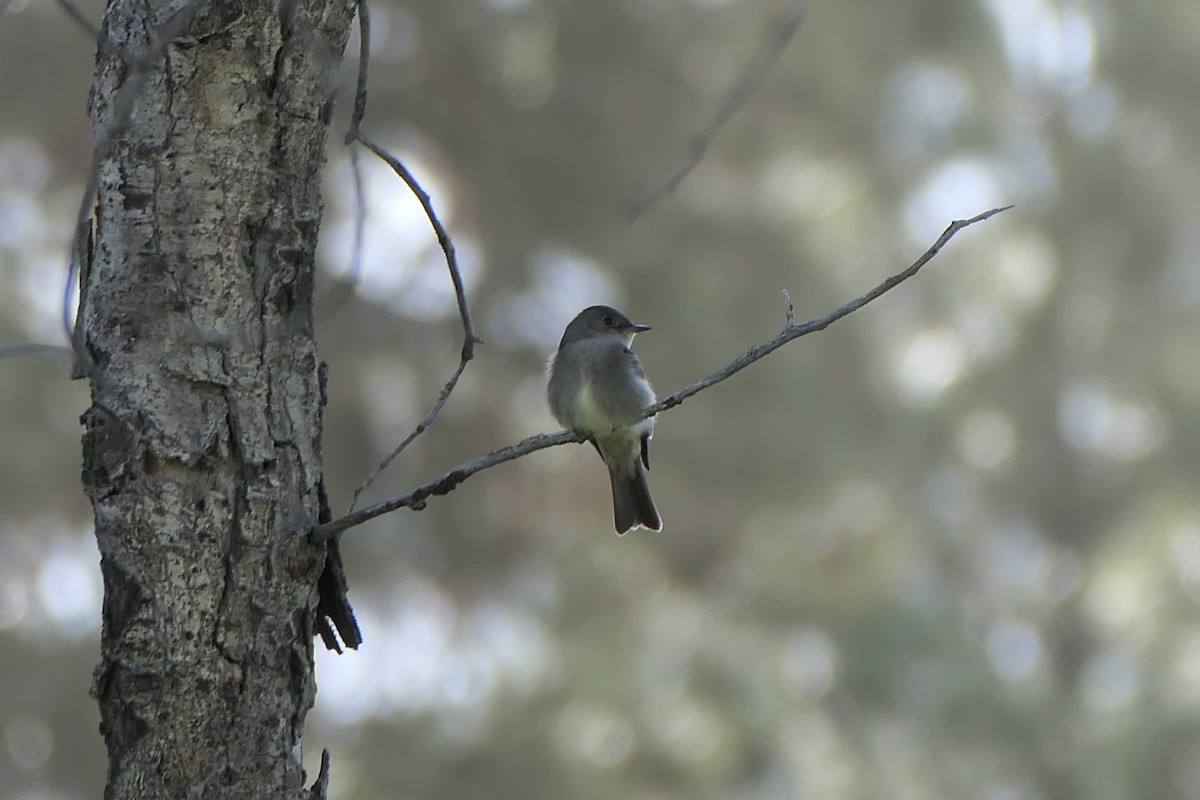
340,131,482,508
0,343,75,361
341,125,483,509
313,205,1011,540
318,430,583,541
628,0,809,221
53,0,101,38
317,0,370,320
347,0,370,137
344,0,369,295
350,133,481,356
346,145,367,289
344,356,470,513
654,205,1013,412
316,147,367,319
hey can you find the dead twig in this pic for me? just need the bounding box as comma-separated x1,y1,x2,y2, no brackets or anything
339,2,483,511
629,0,809,221
53,0,100,38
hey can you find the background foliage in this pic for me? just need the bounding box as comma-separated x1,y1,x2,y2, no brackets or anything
3,0,1200,797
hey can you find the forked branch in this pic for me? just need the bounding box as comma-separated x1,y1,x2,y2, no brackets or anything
311,204,1012,541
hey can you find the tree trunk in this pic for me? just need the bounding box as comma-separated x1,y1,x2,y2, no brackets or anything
78,0,357,797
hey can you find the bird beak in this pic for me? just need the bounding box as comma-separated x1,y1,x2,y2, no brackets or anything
630,323,652,333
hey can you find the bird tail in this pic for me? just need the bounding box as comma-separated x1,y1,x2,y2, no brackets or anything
316,536,362,653
314,478,362,653
609,460,662,534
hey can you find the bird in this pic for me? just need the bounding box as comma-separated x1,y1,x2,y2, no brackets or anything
547,305,662,533
314,478,361,652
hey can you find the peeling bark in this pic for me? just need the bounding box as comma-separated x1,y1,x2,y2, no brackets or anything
79,0,357,796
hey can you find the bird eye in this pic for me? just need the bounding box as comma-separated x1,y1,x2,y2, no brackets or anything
602,316,614,326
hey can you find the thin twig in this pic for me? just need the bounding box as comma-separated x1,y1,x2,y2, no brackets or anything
316,430,582,541
312,204,1012,541
0,343,75,361
347,147,366,286
337,0,482,509
53,0,101,38
351,133,481,356
347,0,370,139
654,205,1013,413
345,357,471,513
341,133,480,509
315,147,366,319
346,0,370,289
317,0,370,320
628,0,809,221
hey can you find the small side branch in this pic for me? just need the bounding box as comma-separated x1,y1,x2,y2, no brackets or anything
629,0,809,221
53,0,101,38
319,0,371,321
340,132,483,510
0,343,75,362
344,356,471,514
350,133,481,359
347,0,371,136
339,5,483,509
313,205,1011,540
307,749,332,800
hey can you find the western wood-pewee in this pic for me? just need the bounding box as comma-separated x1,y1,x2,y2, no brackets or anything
547,305,662,533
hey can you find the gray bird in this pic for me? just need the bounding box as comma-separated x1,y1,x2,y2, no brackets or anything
547,305,662,533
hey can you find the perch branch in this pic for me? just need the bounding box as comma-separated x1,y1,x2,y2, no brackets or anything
652,205,1011,412
312,204,1011,540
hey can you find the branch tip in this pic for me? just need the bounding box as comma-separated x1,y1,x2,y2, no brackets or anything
781,289,795,325
962,204,1013,225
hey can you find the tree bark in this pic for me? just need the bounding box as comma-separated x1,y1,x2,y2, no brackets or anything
79,0,356,797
